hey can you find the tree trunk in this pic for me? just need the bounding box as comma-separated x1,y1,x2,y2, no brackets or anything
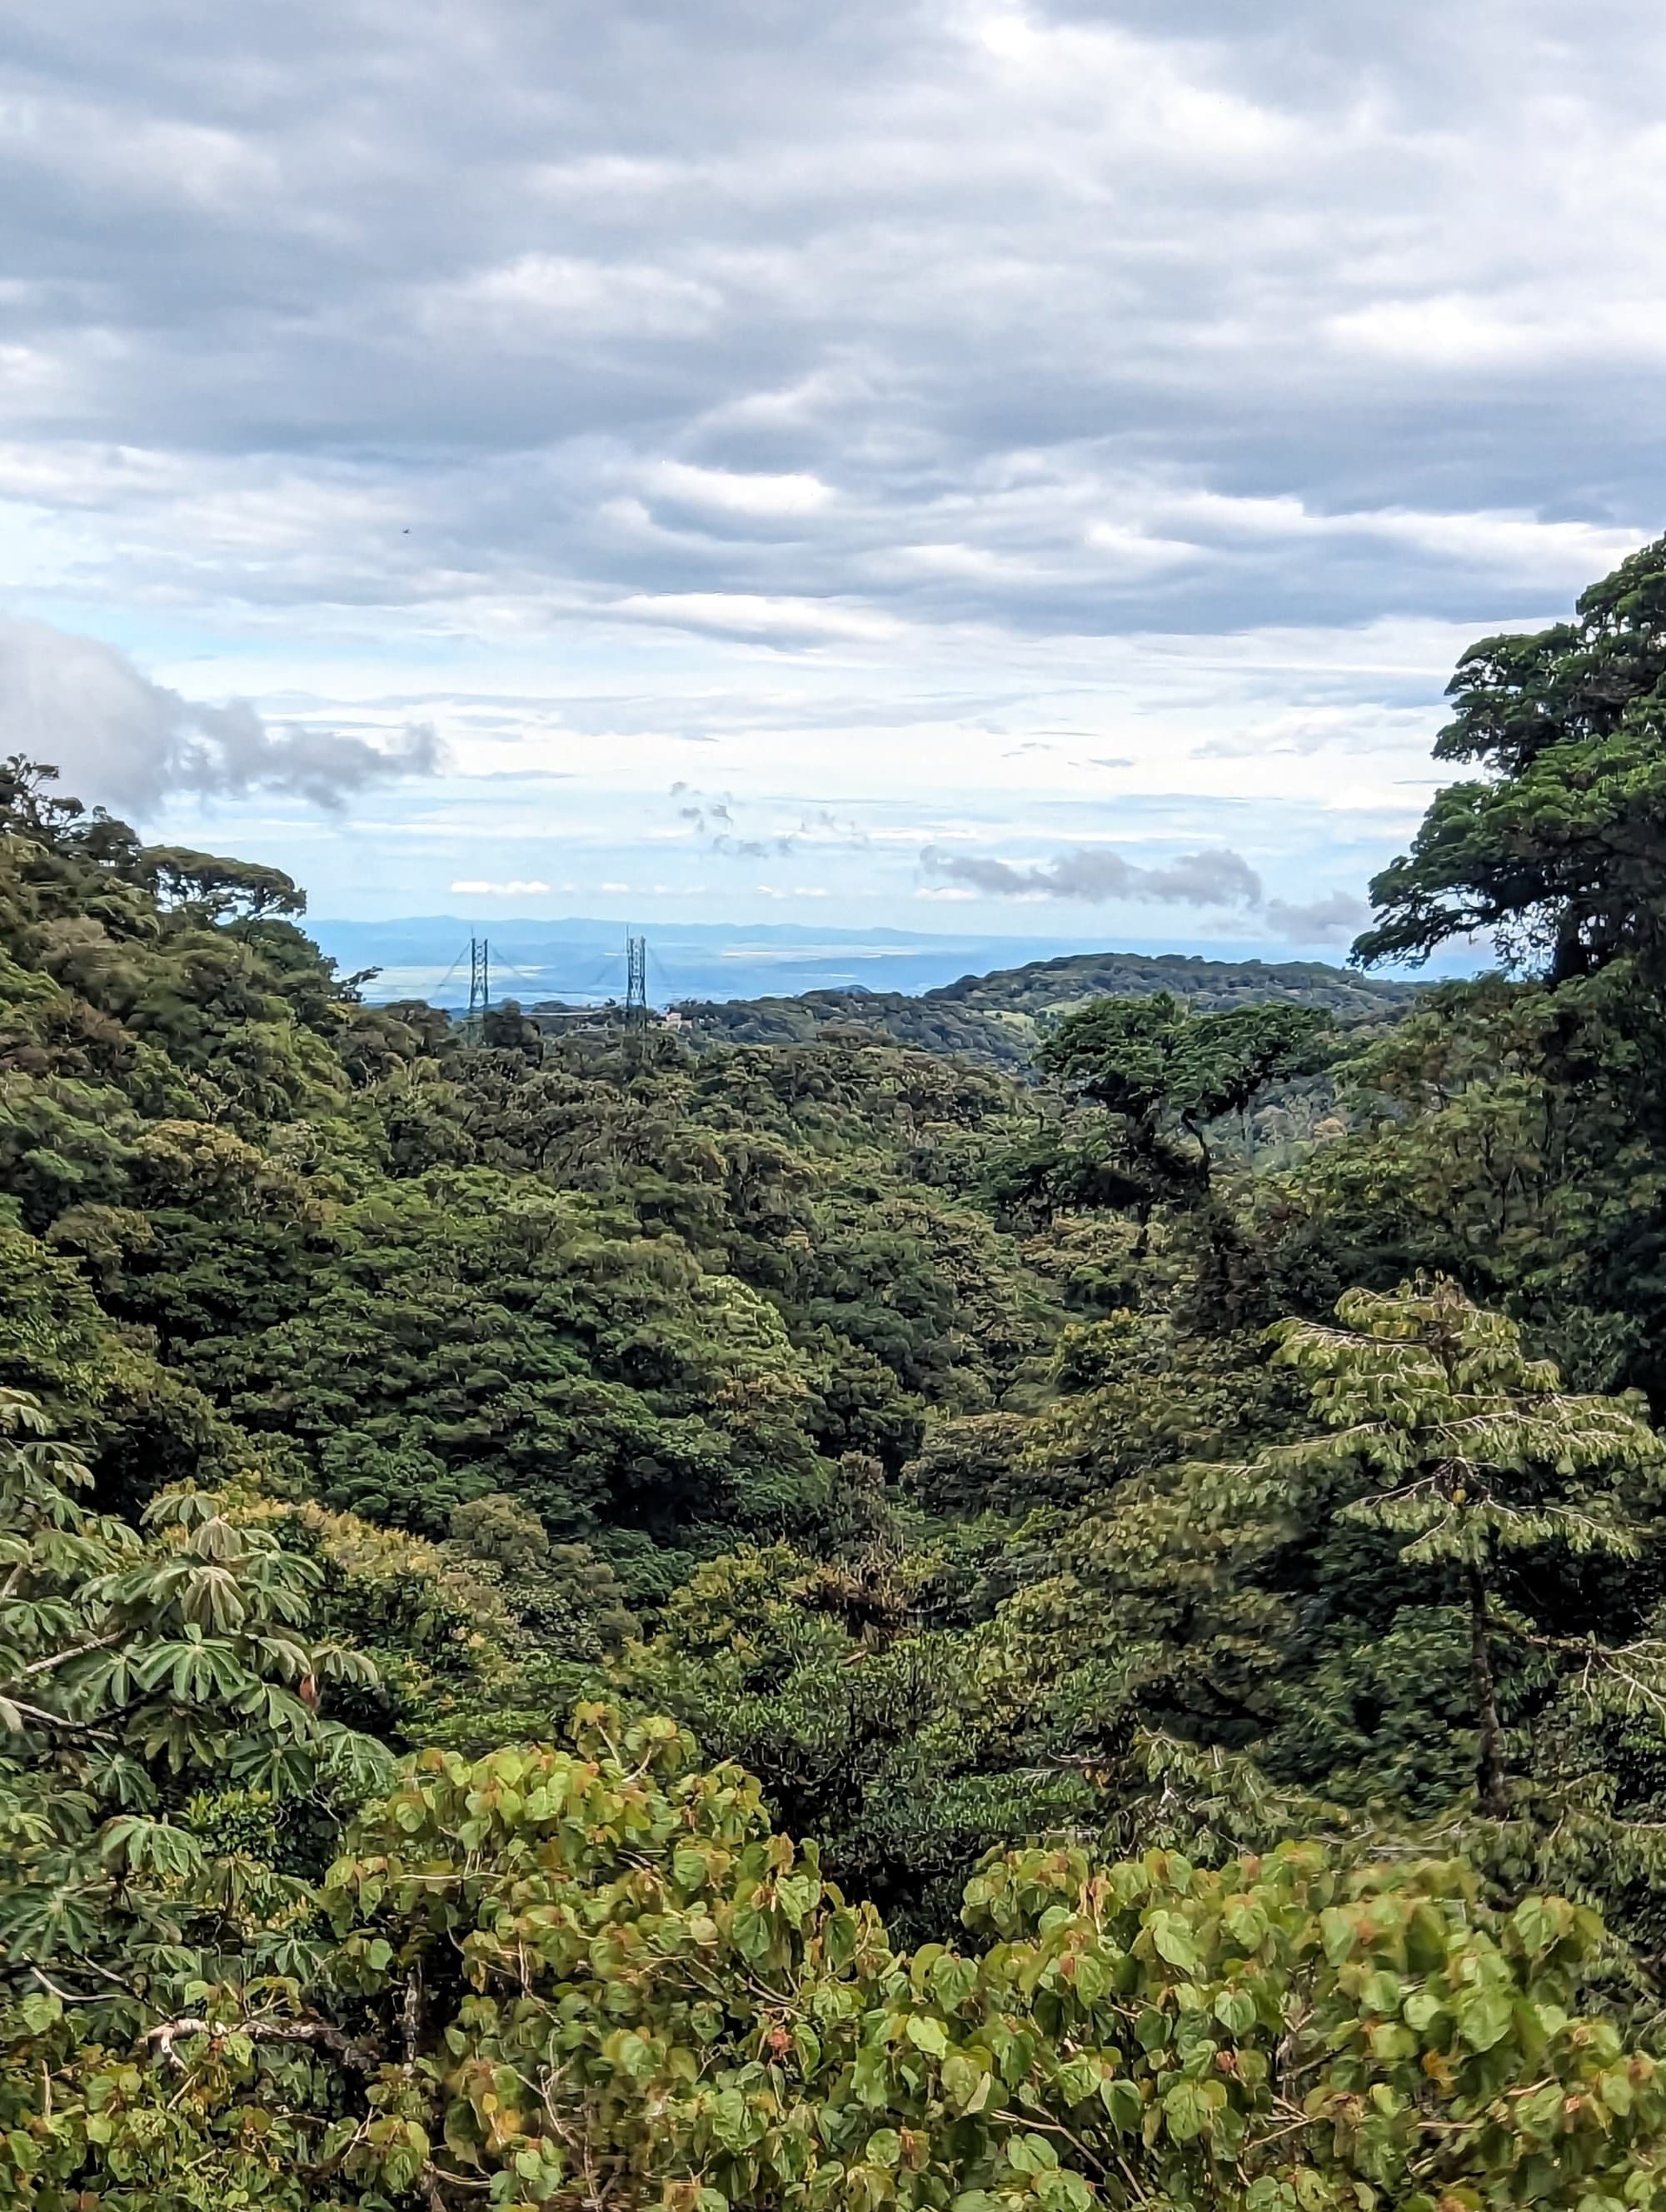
1467,1564,1508,1816
1180,1111,1212,1190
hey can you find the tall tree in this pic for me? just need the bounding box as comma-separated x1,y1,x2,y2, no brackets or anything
1250,1278,1664,1814
1355,535,1666,979
1036,993,1330,1231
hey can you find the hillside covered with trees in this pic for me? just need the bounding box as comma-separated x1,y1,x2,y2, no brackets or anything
15,541,1666,2206
674,952,1415,1066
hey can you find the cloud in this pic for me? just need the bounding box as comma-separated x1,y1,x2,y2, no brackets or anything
615,595,903,644
451,878,552,896
0,617,441,818
675,790,795,859
433,254,721,342
920,841,1373,941
4,0,1659,662
5,0,1664,929
920,842,1265,909
1264,889,1371,940
644,461,835,520
672,786,870,862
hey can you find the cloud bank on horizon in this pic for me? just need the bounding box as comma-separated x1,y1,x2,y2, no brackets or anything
919,841,1369,944
0,0,1660,940
0,619,441,816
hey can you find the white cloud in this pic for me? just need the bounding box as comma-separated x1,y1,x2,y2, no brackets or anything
645,461,835,518
0,93,282,209
1155,489,1639,584
962,6,1298,170
450,878,551,895
613,593,904,642
433,254,721,341
1326,294,1666,371
1081,523,1198,570
0,615,441,818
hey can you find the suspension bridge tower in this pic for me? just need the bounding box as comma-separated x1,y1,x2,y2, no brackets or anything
466,935,491,1027
624,934,648,1031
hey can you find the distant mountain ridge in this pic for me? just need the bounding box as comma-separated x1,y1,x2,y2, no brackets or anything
674,949,1416,1068
925,949,1416,1017
311,917,1153,1008
310,916,1428,1014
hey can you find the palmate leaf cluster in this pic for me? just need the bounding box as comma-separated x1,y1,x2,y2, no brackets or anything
0,1382,402,2206
0,1379,390,2024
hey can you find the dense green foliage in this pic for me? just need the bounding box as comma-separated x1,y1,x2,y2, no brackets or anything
929,950,1417,1021
677,955,1414,1067
19,1707,1666,2210
19,541,1666,2205
669,990,1040,1068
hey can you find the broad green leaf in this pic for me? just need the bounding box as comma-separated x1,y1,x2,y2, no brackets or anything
1150,1910,1204,1975
1163,2079,1210,2144
1100,2077,1143,2132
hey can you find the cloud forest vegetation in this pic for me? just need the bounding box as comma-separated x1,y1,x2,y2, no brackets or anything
15,542,1666,2206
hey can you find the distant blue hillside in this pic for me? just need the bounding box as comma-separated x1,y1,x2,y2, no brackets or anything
307,915,1443,1009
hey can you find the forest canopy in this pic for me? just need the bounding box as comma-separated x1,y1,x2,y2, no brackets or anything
14,540,1666,2207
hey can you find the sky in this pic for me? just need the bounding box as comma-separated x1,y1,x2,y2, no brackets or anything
1,0,1662,948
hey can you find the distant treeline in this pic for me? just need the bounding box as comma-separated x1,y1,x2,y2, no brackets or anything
673,948,1417,1065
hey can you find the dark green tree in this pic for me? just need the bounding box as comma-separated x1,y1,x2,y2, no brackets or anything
141,844,308,923
1036,994,1332,1233
1356,535,1666,978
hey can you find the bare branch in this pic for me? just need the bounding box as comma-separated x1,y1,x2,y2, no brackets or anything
145,2013,381,2075
5,1629,124,1683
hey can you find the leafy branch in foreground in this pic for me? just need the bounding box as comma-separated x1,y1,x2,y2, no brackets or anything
0,1382,389,1993
22,1711,1666,2211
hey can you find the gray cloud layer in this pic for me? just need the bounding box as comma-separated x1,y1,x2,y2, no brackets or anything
0,618,441,816
2,0,1661,943
921,843,1263,908
0,0,1659,649
920,842,1369,939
